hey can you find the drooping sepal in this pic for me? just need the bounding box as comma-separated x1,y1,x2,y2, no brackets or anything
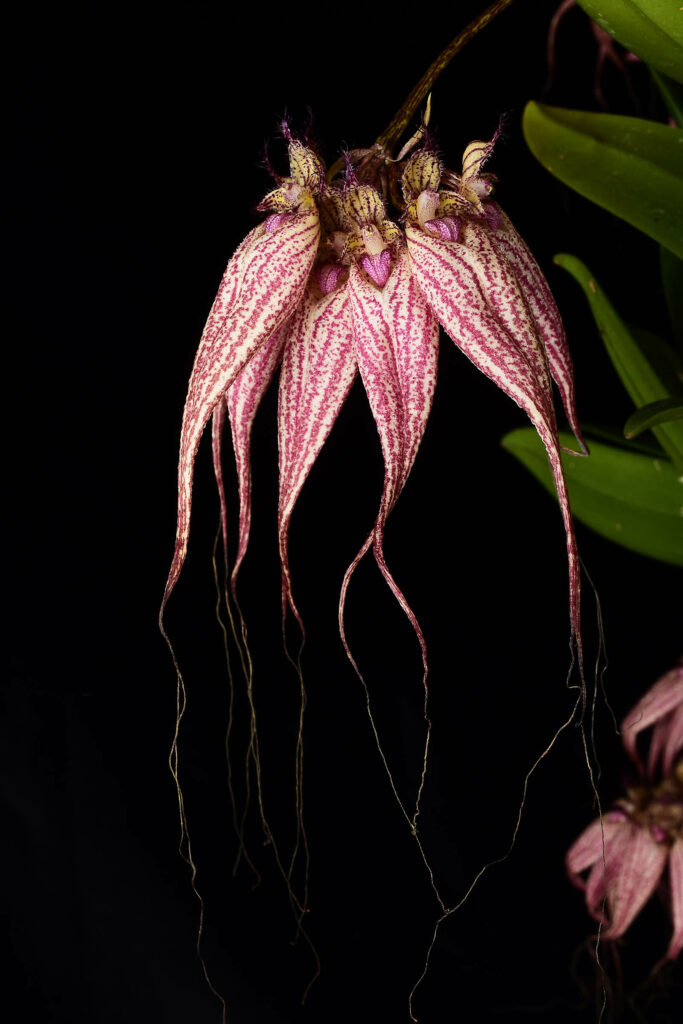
406,223,582,653
161,209,320,616
225,327,289,589
278,281,357,627
342,252,439,661
487,208,587,454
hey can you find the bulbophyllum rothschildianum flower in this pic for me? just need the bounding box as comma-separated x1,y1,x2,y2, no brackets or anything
163,136,323,611
567,665,683,959
161,123,587,665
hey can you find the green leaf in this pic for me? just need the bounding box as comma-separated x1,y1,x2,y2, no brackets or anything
660,245,683,352
579,421,662,456
576,0,683,85
554,253,683,470
627,324,683,396
522,103,683,258
625,397,683,438
501,428,683,567
651,69,683,126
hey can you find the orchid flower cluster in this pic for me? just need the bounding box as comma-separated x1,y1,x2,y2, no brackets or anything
161,124,587,668
567,665,683,960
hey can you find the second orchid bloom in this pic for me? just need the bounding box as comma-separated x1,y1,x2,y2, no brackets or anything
567,665,683,960
162,127,587,660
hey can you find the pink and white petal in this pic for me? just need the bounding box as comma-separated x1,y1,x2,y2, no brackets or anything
583,822,631,923
604,824,669,937
161,210,319,616
488,206,587,454
661,701,683,779
647,714,673,780
346,254,439,667
338,533,374,673
666,837,683,959
373,254,440,645
383,251,440,492
622,666,683,771
349,254,439,515
208,228,273,560
406,225,582,650
348,265,404,519
566,816,626,882
406,225,555,427
227,325,288,589
211,397,230,561
278,286,318,496
278,281,357,627
458,218,554,414
199,225,264,353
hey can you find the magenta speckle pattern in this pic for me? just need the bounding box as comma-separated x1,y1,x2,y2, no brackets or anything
487,206,587,454
226,327,288,587
339,253,439,671
161,209,319,618
278,282,357,628
406,223,581,650
163,132,587,681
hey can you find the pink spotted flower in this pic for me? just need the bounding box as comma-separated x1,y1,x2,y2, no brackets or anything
567,665,683,959
161,135,324,617
162,126,587,677
402,137,587,653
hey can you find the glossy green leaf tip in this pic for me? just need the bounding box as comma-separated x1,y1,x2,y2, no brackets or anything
502,428,683,566
625,397,683,439
523,103,683,259
554,253,683,470
576,0,683,85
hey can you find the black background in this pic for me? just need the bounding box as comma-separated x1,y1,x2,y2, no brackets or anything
6,2,683,1022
